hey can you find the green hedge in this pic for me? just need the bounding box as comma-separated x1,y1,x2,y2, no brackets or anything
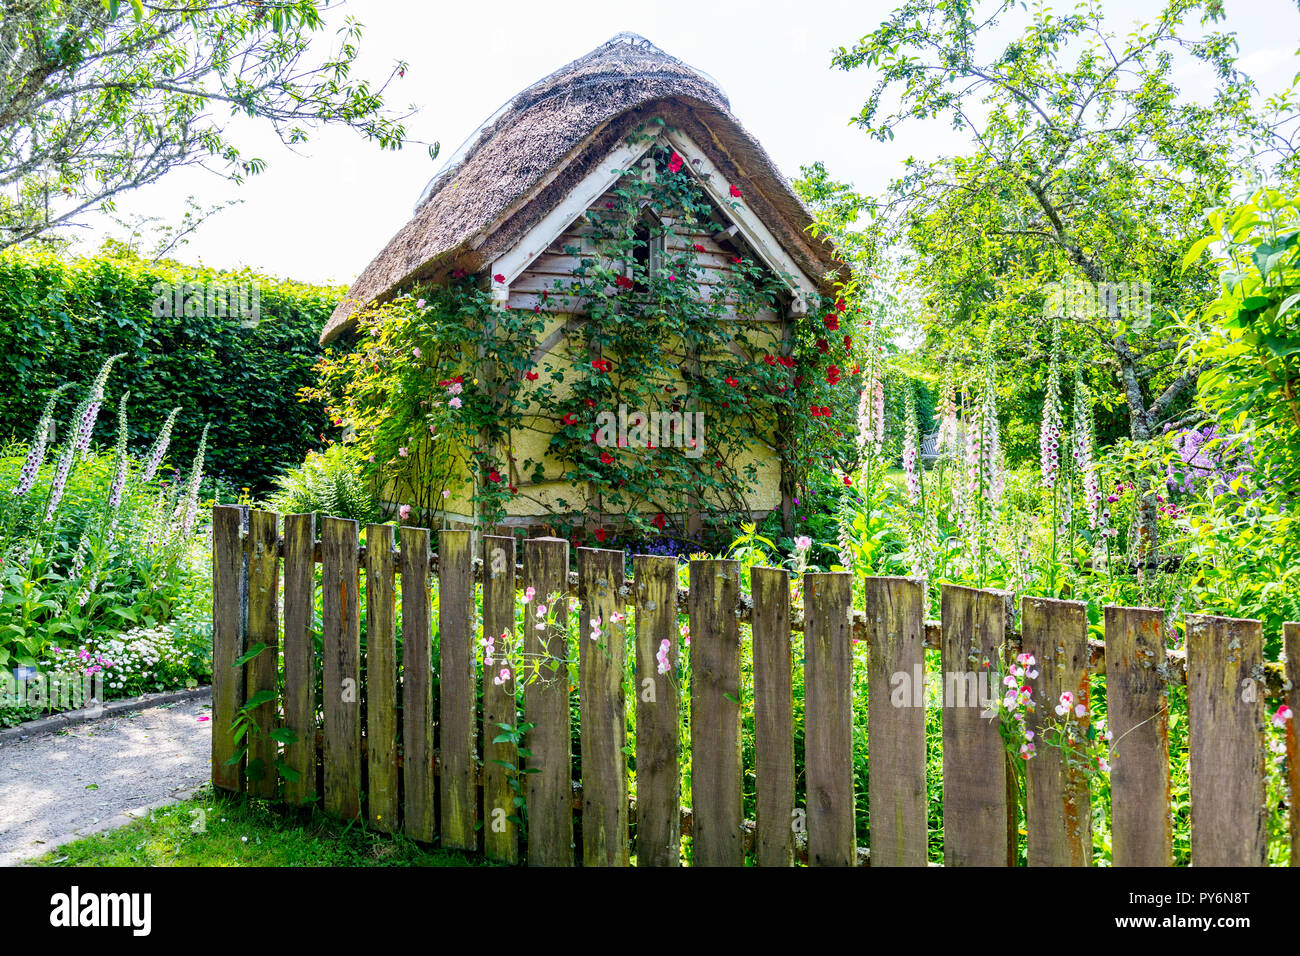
0,245,341,491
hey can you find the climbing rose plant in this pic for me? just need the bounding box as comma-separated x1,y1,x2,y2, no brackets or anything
310,125,861,538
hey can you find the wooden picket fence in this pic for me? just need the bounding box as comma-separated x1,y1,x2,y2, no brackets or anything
210,505,1300,866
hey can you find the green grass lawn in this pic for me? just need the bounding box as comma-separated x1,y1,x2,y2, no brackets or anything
33,786,495,867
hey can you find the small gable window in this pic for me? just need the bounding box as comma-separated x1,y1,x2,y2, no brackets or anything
630,208,664,292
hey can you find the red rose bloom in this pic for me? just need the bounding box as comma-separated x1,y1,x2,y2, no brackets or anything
493,273,506,284
652,512,667,529
844,335,853,352
824,314,840,331
843,475,852,486
763,355,776,366
729,184,741,198
668,152,684,173
488,469,502,483
525,371,539,381
725,376,738,387
816,338,829,353
615,275,634,290
835,299,847,312
600,451,614,465
826,365,842,385
594,528,608,543
693,243,706,253
562,413,577,426
731,256,743,265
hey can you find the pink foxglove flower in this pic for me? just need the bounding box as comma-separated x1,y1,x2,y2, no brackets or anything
142,407,180,482
13,383,72,498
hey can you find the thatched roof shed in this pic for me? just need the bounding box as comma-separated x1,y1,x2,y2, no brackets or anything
320,33,844,345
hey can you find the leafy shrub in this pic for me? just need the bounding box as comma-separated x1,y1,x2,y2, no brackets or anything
0,243,340,492
264,443,381,524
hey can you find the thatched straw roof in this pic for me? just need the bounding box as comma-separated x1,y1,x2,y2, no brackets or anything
320,33,845,345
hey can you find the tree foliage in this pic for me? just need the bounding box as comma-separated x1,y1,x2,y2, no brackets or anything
820,0,1299,552
0,0,418,247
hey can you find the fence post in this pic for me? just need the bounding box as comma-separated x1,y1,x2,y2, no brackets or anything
246,508,280,800
321,516,361,820
1286,621,1300,866
523,537,573,866
1187,613,1267,866
804,571,856,866
1105,605,1173,866
212,504,248,792
940,584,1010,866
1021,595,1092,866
281,513,317,805
439,529,477,851
632,554,681,867
578,546,629,866
751,566,794,867
366,523,399,833
482,534,519,863
688,558,743,866
864,575,927,866
400,526,435,842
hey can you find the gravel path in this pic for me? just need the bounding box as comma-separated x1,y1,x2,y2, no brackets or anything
0,694,212,865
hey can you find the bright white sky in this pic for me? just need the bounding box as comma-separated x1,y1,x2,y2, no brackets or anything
77,0,1300,288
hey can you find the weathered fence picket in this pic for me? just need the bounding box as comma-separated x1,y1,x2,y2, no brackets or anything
688,558,744,867
864,575,927,867
439,529,477,851
211,505,246,792
940,584,1011,867
481,534,519,863
1105,605,1173,867
246,508,280,800
320,516,361,821
804,571,856,866
577,547,629,866
280,512,316,806
400,525,435,842
1021,596,1092,867
632,554,681,867
1286,621,1300,866
1187,614,1267,866
210,505,1299,868
364,523,398,833
751,566,794,867
523,537,573,867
